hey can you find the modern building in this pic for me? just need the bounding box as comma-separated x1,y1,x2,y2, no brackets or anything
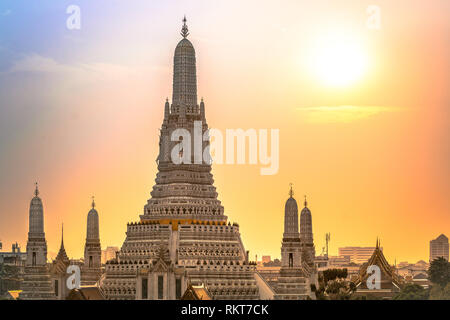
100,18,269,300
429,234,449,262
339,246,382,264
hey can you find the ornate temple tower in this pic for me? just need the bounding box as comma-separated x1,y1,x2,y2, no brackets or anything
281,185,301,268
50,225,71,299
275,185,310,300
300,196,315,267
81,197,102,285
101,18,262,300
20,183,54,299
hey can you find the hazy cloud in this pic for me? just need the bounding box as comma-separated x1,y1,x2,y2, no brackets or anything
5,53,139,80
1,9,11,16
297,105,397,123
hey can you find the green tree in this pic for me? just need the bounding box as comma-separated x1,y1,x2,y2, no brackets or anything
428,257,450,288
429,283,450,300
393,284,429,300
323,268,348,283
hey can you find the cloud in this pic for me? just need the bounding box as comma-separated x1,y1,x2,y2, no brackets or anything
4,53,144,81
1,9,11,16
297,105,397,123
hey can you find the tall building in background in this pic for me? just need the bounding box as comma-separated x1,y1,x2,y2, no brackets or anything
100,18,267,300
338,246,381,264
429,234,449,262
20,184,54,299
81,198,102,286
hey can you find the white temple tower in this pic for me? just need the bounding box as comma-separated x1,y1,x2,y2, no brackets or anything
81,197,102,285
101,18,261,300
20,183,54,299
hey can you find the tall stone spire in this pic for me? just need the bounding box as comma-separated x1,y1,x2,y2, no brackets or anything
281,184,301,270
172,16,197,107
82,197,102,285
21,183,54,299
55,224,69,263
277,184,311,299
86,196,99,240
283,184,299,239
29,182,44,236
145,16,220,222
300,196,315,267
300,195,313,242
101,20,261,300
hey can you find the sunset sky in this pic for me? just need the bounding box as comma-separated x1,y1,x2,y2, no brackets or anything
0,0,448,264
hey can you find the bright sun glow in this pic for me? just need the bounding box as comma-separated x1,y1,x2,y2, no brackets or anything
311,33,368,87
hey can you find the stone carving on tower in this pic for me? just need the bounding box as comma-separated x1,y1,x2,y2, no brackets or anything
101,18,262,300
81,197,102,286
20,183,54,300
275,185,311,300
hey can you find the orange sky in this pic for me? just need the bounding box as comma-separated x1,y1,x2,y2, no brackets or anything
0,0,448,264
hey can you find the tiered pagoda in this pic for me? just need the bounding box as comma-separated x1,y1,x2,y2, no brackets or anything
274,186,315,299
100,18,269,300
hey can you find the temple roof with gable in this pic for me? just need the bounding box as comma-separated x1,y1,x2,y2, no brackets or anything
181,283,212,300
50,225,70,274
354,239,403,289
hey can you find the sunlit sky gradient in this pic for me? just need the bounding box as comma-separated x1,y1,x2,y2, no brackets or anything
0,0,448,263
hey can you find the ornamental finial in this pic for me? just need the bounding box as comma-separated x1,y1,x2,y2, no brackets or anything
92,196,96,209
181,15,189,38
34,182,39,197
304,195,308,207
289,183,294,198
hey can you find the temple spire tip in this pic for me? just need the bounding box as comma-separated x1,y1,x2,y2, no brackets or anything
288,183,294,198
181,15,189,38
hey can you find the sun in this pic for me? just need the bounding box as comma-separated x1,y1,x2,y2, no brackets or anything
311,33,368,87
